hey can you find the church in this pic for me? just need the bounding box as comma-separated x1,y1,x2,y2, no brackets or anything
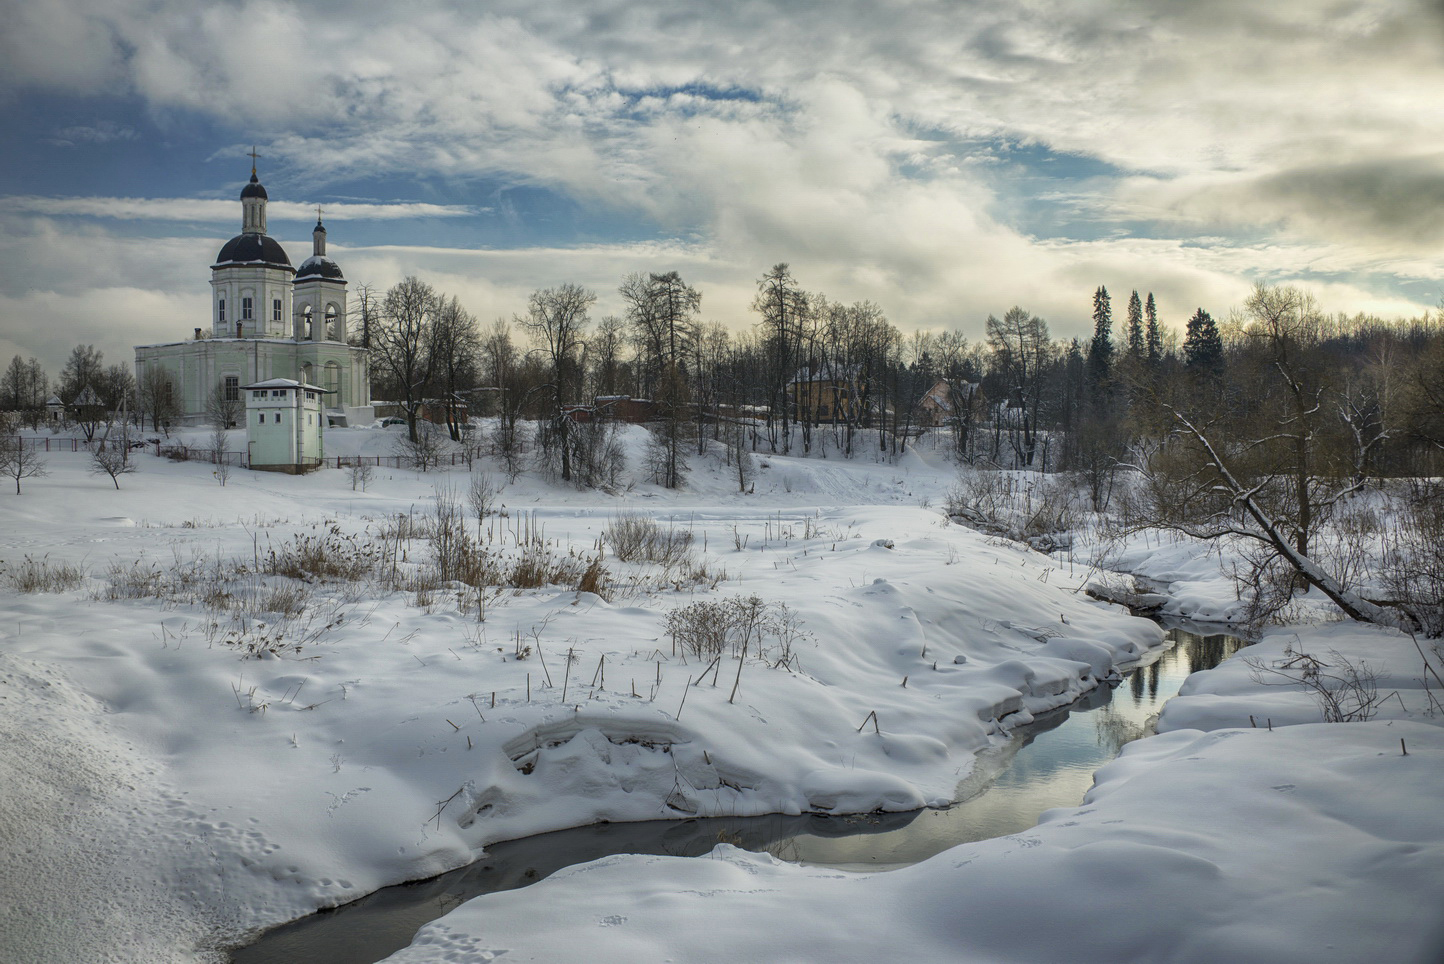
134,162,374,427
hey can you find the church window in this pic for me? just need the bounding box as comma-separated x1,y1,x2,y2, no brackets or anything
303,306,314,340
324,305,338,340
224,376,239,402
273,298,282,322
242,297,253,320
218,298,226,323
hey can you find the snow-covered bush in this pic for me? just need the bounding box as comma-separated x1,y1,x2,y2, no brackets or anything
665,594,808,668
1382,479,1444,637
946,467,1082,549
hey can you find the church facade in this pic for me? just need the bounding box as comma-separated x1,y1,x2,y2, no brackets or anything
134,166,374,427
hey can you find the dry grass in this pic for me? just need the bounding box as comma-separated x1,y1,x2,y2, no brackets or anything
265,525,383,582
2,555,86,593
605,511,694,566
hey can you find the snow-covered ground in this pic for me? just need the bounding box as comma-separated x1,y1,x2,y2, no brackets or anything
381,615,1444,964
2,425,1441,963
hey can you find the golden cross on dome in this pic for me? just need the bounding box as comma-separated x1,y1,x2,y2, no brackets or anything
247,145,262,175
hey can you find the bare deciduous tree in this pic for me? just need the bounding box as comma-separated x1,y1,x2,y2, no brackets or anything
138,365,179,433
91,437,136,489
0,432,47,494
373,276,440,442
986,306,1052,467
519,284,593,484
430,295,481,441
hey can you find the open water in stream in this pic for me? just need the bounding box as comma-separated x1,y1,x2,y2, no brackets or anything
231,620,1247,964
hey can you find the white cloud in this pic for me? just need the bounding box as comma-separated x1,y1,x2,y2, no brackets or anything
6,197,480,222
2,0,1442,374
44,121,138,147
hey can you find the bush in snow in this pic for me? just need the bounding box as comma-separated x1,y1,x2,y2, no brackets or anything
605,511,694,567
1381,479,1444,638
1,555,85,593
665,595,809,669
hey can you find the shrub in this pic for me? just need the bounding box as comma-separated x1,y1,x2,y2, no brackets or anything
664,595,807,664
577,557,611,598
605,511,693,566
1381,479,1444,637
265,525,381,582
347,459,374,491
946,467,1082,548
507,542,586,588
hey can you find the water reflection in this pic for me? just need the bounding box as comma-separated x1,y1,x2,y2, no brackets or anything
232,621,1246,964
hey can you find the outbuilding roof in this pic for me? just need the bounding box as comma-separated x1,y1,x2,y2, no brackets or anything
241,378,332,392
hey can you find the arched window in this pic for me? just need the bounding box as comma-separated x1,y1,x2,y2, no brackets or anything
303,305,314,341
324,304,338,341
324,360,341,396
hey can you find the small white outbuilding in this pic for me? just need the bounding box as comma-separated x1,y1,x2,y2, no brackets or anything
242,378,329,473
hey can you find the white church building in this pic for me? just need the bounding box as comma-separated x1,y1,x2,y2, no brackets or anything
134,164,374,427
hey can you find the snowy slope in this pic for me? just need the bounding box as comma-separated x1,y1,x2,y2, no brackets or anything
2,432,1164,960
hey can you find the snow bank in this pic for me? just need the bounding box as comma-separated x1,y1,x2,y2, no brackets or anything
1,438,1163,958
384,720,1444,964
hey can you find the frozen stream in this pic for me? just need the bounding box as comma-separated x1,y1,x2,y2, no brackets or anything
230,621,1246,964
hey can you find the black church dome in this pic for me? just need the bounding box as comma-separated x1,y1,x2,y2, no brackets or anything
296,255,345,282
213,233,294,270
240,172,268,200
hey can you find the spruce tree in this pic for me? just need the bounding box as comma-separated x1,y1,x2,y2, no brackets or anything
1088,285,1113,384
1144,292,1162,366
1183,308,1223,374
1126,290,1144,357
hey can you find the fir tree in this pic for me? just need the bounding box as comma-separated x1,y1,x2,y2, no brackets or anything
1183,307,1224,374
1126,290,1144,357
1087,285,1113,384
1145,292,1162,366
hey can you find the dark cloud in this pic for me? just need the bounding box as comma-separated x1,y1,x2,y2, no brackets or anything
1181,156,1444,246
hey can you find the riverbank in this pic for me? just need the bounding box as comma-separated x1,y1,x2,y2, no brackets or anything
233,623,1247,964
381,617,1444,964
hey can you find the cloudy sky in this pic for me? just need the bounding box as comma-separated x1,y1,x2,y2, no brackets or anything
2,0,1442,375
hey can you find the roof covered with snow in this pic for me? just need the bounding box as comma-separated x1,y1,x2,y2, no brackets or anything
295,255,345,283
241,378,330,392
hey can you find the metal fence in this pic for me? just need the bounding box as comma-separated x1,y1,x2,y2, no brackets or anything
4,436,478,472
2,435,97,452
315,452,476,470
155,443,250,468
